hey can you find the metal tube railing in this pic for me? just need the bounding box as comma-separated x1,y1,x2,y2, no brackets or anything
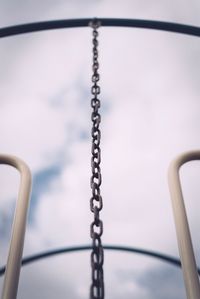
0,18,200,39
1,151,200,298
0,155,31,299
0,245,199,275
168,151,200,299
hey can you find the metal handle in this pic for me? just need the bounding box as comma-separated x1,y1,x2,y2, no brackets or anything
0,154,31,299
168,151,200,299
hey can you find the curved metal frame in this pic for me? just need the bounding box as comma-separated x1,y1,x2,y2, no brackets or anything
0,155,31,299
0,244,199,277
0,18,200,38
168,151,200,299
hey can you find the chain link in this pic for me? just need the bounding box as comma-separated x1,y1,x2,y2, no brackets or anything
89,19,104,299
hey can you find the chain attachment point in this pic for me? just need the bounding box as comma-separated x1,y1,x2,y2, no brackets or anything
89,18,101,29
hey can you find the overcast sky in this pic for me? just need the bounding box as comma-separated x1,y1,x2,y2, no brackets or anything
0,1,200,299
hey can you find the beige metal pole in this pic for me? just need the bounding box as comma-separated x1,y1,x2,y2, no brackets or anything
0,155,31,299
168,151,200,299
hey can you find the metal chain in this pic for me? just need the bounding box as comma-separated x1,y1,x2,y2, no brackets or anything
89,19,104,299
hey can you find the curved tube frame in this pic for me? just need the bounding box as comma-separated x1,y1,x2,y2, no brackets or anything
0,155,31,299
0,244,199,277
168,151,200,299
0,18,200,38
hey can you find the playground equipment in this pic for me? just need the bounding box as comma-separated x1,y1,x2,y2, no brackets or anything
0,18,200,299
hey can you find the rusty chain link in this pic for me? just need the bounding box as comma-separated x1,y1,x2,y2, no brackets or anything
89,19,104,299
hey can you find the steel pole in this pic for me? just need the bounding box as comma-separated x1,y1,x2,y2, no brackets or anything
0,155,31,299
168,151,200,299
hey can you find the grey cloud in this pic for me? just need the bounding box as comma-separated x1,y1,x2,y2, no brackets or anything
0,0,97,27
29,163,63,223
17,262,77,299
134,264,186,299
0,201,15,242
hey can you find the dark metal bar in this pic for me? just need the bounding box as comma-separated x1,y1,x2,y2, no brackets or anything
1,244,199,276
0,18,200,38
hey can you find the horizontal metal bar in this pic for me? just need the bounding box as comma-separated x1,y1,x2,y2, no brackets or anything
0,18,200,38
1,244,199,276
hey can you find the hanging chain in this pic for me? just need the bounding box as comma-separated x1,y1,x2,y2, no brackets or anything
89,19,104,299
